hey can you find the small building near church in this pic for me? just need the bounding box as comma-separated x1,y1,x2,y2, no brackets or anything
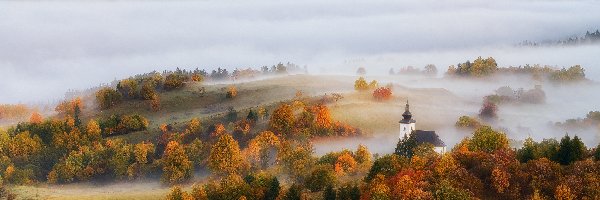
399,101,446,154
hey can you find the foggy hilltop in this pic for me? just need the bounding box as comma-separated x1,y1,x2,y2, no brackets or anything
1,0,600,103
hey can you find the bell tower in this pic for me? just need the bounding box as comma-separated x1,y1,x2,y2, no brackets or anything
399,100,416,138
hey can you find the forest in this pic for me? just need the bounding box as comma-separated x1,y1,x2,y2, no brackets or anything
0,56,599,200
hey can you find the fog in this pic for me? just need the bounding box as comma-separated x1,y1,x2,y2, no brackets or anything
2,0,600,104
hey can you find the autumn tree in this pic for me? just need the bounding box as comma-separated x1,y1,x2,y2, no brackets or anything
164,73,185,90
226,86,238,98
247,131,281,169
368,80,378,89
455,116,481,129
354,77,369,91
278,141,315,182
185,138,208,168
96,87,123,109
29,112,43,124
162,141,193,184
479,100,498,120
208,134,246,175
85,119,102,142
166,186,193,200
8,132,43,165
269,104,295,136
187,118,201,134
335,152,357,174
372,87,392,101
467,126,509,153
149,94,161,112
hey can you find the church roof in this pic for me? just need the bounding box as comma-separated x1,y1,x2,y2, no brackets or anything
413,130,445,147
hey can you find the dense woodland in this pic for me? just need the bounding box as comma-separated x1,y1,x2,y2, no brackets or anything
1,58,599,200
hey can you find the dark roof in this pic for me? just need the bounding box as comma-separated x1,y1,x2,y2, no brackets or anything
413,130,445,147
399,119,416,124
400,101,414,123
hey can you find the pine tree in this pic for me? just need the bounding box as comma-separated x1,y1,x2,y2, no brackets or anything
557,134,573,165
324,185,336,200
395,132,417,158
264,177,280,200
571,135,586,162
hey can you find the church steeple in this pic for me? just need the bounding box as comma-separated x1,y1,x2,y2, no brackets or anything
401,100,412,122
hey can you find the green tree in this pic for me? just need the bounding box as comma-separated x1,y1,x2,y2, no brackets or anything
265,177,281,200
433,180,471,200
395,133,417,158
594,143,600,161
467,126,509,153
324,185,337,200
283,184,302,200
305,165,336,192
517,137,539,163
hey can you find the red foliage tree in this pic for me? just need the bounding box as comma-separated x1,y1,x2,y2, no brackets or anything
372,87,392,101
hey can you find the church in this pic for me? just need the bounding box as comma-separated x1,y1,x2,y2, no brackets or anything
399,101,447,154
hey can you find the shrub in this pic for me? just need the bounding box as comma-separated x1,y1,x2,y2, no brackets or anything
372,87,392,101
96,87,123,110
100,114,149,136
164,74,185,90
455,116,481,129
226,86,237,98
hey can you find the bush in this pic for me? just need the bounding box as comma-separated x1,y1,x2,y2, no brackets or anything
96,87,123,110
372,87,392,101
455,116,481,129
164,74,185,90
479,101,498,120
100,114,149,136
226,86,237,98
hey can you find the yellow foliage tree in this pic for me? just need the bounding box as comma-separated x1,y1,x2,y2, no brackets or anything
334,152,357,174
208,134,246,175
247,131,281,169
162,141,193,184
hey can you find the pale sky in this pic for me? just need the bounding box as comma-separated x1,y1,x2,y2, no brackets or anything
1,0,600,104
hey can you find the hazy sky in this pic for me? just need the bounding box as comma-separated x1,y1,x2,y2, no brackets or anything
1,0,600,104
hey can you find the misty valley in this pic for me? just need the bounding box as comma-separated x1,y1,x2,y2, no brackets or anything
1,0,600,200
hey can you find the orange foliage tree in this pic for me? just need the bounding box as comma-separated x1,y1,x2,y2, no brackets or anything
269,104,295,136
29,112,43,124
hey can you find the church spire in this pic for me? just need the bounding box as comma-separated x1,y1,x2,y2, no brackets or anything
400,100,413,123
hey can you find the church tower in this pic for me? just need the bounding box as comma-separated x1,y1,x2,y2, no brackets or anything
399,101,416,138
